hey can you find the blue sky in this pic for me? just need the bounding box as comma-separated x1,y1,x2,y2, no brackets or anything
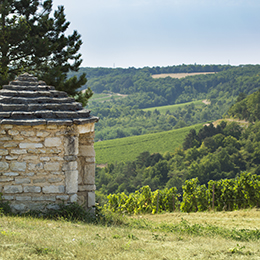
53,0,260,68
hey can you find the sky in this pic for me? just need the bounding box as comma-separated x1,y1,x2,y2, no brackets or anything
52,0,260,68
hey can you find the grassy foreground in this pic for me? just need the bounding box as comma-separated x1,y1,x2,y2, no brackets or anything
94,123,204,164
0,209,260,259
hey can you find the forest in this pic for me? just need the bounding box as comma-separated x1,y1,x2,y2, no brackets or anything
72,64,260,141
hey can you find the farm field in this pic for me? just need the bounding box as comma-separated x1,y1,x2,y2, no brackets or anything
151,72,216,79
94,123,204,164
88,92,127,104
0,209,259,259
143,100,205,114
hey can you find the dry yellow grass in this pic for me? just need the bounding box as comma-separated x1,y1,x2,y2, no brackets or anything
151,72,216,79
0,209,260,259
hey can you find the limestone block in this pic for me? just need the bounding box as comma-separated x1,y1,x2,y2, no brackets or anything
46,204,60,210
48,177,63,183
33,178,46,183
0,136,12,141
64,135,78,155
6,156,18,160
78,185,96,192
11,149,27,154
0,149,8,155
12,136,24,141
2,125,13,129
12,203,26,212
0,161,9,171
44,162,60,171
28,162,43,171
15,178,31,184
2,195,14,200
64,155,77,161
25,172,35,176
4,172,19,176
4,142,18,148
78,145,95,157
65,170,78,194
85,157,95,163
10,161,26,172
51,156,63,161
16,196,31,201
23,155,38,161
4,185,23,193
32,196,55,201
42,185,64,193
20,130,35,137
23,186,41,193
44,137,62,147
19,143,43,149
78,123,95,134
56,195,69,200
0,177,14,182
62,161,77,171
83,163,95,185
88,192,95,207
70,194,77,203
0,130,6,134
29,137,41,142
36,131,50,137
8,129,19,135
40,157,50,161
28,203,45,211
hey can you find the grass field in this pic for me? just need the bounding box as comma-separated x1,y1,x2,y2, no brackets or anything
151,72,216,79
88,92,127,104
143,100,205,114
94,123,204,164
1,208,259,259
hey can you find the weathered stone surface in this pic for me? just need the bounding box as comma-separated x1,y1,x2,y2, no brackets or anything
78,123,95,134
20,130,35,137
5,156,18,160
48,177,63,183
4,185,23,193
12,203,26,212
0,177,14,182
4,142,18,148
70,194,77,203
23,155,38,161
56,195,69,200
44,137,62,147
65,170,78,194
85,157,95,163
28,162,43,171
8,130,19,135
4,172,19,176
32,196,55,201
33,178,46,183
0,161,9,171
40,157,50,161
62,161,77,171
0,149,8,155
16,196,31,201
44,162,60,171
64,135,78,155
83,163,95,184
64,155,77,161
23,186,41,193
42,185,64,194
2,195,14,200
78,145,95,157
11,149,27,154
10,161,26,172
19,143,43,149
36,131,50,137
78,184,96,192
88,192,95,207
15,178,31,184
0,136,12,141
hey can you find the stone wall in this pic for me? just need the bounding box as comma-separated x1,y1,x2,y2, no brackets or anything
0,123,96,213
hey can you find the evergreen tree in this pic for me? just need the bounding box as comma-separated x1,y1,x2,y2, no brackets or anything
0,0,92,105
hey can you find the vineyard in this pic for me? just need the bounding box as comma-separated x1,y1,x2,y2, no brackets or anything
106,172,260,214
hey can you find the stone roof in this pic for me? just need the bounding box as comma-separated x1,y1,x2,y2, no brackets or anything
0,73,99,125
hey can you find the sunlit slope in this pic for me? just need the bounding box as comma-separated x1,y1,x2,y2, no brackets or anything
94,123,204,164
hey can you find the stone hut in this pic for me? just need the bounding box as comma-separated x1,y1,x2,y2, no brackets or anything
0,73,99,213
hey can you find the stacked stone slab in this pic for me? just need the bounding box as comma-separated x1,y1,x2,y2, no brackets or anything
0,73,99,213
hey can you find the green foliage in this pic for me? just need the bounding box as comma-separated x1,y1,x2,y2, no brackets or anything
0,193,12,216
0,0,91,105
106,186,179,215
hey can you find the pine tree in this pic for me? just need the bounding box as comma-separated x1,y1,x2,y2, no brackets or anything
0,0,92,106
